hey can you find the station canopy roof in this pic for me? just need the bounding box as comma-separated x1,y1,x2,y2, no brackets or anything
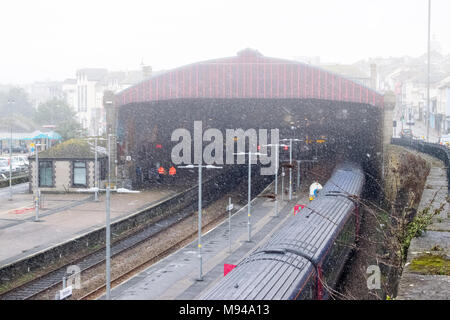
0,130,62,141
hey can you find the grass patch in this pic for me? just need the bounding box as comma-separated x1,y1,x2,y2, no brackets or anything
410,253,450,276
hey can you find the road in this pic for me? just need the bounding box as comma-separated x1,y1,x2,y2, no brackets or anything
393,108,440,143
0,182,28,199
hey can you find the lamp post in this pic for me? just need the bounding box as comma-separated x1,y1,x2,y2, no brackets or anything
234,151,266,242
263,143,288,217
296,159,318,192
178,164,222,281
86,136,107,201
76,187,140,300
7,99,15,201
32,142,43,222
426,0,431,142
280,138,302,200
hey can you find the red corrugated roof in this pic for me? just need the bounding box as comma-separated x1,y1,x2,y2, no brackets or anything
115,49,384,108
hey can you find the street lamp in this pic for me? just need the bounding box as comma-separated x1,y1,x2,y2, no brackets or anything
178,163,222,281
234,151,266,242
263,143,288,217
280,138,303,200
7,99,15,201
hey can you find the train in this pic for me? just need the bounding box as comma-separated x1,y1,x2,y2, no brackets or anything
202,162,365,300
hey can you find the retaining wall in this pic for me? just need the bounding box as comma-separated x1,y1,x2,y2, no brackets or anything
391,138,450,194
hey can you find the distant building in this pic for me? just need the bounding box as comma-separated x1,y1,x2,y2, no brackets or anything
74,65,154,136
437,76,450,133
61,78,77,111
319,64,377,89
24,81,64,109
294,56,321,66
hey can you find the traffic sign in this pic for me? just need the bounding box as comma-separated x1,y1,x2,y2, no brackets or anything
226,203,234,211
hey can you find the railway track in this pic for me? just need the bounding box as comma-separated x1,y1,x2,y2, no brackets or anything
0,166,270,300
79,204,239,300
0,204,197,300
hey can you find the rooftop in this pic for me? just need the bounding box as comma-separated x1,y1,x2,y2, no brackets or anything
36,138,107,159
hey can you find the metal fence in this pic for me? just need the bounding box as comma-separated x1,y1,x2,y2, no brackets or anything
0,172,29,187
391,138,450,194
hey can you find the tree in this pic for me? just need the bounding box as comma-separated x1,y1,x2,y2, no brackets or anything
33,99,86,140
0,87,35,117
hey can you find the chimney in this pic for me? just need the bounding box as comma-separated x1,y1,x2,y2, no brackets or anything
142,65,152,79
370,64,377,90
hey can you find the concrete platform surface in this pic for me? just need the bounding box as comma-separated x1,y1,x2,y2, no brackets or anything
0,188,175,268
107,192,308,300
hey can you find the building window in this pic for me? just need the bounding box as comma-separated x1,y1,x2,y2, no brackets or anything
100,158,107,181
39,161,53,187
73,161,87,186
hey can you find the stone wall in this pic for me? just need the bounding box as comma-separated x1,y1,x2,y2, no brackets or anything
28,159,100,193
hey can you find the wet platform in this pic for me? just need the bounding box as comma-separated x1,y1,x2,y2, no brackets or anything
107,189,308,300
0,187,176,268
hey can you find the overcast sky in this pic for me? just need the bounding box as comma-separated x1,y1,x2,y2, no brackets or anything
1,0,449,84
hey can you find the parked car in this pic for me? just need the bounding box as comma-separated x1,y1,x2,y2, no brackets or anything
11,155,28,172
12,145,28,153
0,159,9,176
400,128,413,139
439,134,450,147
0,157,20,173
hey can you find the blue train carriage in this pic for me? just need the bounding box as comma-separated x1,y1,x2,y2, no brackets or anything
202,162,364,300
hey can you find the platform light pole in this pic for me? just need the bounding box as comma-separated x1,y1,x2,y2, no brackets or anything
227,197,233,253
86,136,107,202
178,164,222,281
263,143,288,217
426,0,431,142
7,99,15,201
234,151,266,242
296,159,318,192
32,142,42,222
76,186,140,300
106,133,112,298
280,138,302,200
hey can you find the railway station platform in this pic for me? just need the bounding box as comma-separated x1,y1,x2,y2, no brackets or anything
107,190,309,300
0,187,176,268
